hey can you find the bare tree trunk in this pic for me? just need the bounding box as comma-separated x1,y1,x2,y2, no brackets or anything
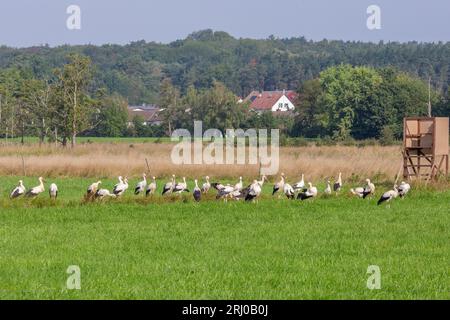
71,84,77,148
21,119,24,145
10,103,14,139
39,117,45,146
72,132,76,148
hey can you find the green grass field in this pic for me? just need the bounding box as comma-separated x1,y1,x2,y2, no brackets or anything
0,176,448,299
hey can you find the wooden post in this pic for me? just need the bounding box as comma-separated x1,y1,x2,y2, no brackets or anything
258,156,262,177
21,155,26,176
145,158,150,174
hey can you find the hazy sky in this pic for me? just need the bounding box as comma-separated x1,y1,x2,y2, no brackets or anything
0,0,448,47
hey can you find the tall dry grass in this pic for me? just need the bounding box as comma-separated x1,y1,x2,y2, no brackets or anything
0,142,404,182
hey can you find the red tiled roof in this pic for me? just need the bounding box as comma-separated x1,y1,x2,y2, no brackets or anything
244,90,297,110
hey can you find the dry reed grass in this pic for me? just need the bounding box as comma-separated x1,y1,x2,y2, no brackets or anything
0,142,406,182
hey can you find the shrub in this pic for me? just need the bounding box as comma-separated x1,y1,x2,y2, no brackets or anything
315,136,336,147
357,139,378,148
341,137,356,146
380,126,395,146
290,137,309,147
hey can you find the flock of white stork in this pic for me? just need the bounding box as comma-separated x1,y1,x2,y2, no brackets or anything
8,172,411,206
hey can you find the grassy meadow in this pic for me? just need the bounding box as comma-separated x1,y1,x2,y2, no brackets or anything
0,140,448,299
0,175,449,299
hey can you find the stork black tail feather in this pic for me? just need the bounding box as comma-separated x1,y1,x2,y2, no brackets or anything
297,193,312,201
245,194,256,202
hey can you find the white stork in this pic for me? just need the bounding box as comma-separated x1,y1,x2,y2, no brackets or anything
174,177,189,193
113,177,129,197
202,176,211,193
211,182,225,192
162,175,176,195
193,179,201,202
377,185,399,206
245,180,262,202
234,176,243,192
10,180,26,199
216,184,235,202
25,177,45,198
272,173,285,196
324,181,332,195
258,175,267,186
398,181,411,198
298,182,318,201
283,183,295,199
333,172,342,193
134,173,147,195
146,176,157,196
229,189,243,201
292,174,305,192
49,183,58,199
362,179,376,198
95,188,116,200
87,181,102,199
350,179,375,198
350,187,365,198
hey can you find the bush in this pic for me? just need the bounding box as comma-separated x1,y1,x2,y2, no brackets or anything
290,137,310,147
315,136,336,147
357,139,378,148
380,126,395,146
279,134,289,147
341,137,356,146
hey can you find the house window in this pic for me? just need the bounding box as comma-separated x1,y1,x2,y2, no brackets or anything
278,103,283,110
285,103,289,109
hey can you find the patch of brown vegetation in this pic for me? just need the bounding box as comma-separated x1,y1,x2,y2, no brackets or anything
0,143,405,182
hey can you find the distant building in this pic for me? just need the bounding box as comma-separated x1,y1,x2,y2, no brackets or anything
243,90,297,113
127,104,163,126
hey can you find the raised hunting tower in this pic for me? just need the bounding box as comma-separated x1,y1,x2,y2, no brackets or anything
403,117,449,180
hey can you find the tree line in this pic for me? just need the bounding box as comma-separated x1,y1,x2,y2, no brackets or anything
0,54,97,147
157,66,449,142
293,65,449,140
2,29,450,104
1,34,449,146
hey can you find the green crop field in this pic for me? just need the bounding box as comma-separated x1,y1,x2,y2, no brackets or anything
0,176,448,299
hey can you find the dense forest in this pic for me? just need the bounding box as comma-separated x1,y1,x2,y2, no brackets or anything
1,29,450,104
0,30,449,145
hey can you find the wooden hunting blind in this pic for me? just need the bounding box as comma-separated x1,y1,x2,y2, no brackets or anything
403,117,449,180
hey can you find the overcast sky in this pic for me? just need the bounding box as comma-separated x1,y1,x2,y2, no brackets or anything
0,0,449,47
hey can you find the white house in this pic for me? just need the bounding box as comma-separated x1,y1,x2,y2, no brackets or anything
243,90,297,113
